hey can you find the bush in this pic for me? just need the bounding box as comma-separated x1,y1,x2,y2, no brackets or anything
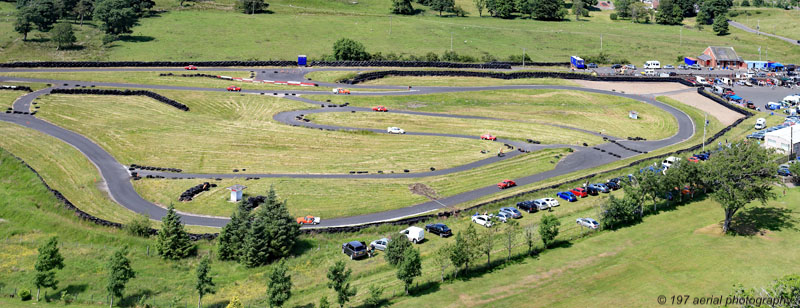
610,12,618,20
237,0,268,14
18,289,32,301
332,38,370,61
451,5,467,16
424,51,439,62
102,34,117,45
125,214,152,237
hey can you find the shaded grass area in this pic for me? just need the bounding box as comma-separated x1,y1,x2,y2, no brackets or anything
0,71,336,92
2,144,799,308
133,148,569,218
362,76,580,87
306,89,679,141
307,111,606,145
33,91,491,173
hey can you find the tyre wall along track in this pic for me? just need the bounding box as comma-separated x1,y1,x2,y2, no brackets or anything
50,88,190,111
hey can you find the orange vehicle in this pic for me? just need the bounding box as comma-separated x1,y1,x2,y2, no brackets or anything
184,65,198,70
296,216,320,225
480,134,496,141
226,86,241,92
497,179,516,189
332,88,351,94
372,106,388,112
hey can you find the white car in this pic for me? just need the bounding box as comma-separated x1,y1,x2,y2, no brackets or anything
577,218,600,229
539,198,560,208
495,212,512,223
662,156,681,169
399,226,425,244
533,199,550,211
387,127,405,134
471,214,493,228
369,238,390,251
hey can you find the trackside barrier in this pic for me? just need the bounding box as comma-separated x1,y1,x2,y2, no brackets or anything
1,85,33,92
50,88,190,111
1,60,508,68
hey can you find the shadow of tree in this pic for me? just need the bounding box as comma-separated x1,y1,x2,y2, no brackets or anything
120,288,156,307
117,35,155,43
730,206,796,236
45,283,88,302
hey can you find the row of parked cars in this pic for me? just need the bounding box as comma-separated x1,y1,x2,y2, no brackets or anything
341,224,452,260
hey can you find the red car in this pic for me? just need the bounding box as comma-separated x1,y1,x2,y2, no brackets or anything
372,106,388,112
569,187,588,198
480,134,496,141
296,216,320,225
226,86,241,92
687,156,700,163
497,179,516,189
184,65,198,70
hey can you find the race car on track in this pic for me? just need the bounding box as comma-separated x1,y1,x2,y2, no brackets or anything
333,88,351,94
480,134,496,141
226,86,241,92
372,106,388,112
184,65,198,70
296,216,320,225
497,179,516,189
387,127,405,134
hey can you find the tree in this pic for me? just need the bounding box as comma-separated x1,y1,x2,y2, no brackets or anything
327,260,356,308
195,256,215,308
523,224,536,255
261,188,300,262
364,285,384,308
656,0,684,24
630,1,651,23
318,296,330,308
539,214,560,248
494,0,515,18
237,0,267,14
740,0,749,5
673,0,697,16
449,232,470,276
614,0,632,17
14,7,34,40
703,142,780,234
51,22,76,50
27,0,60,32
432,244,452,282
156,204,196,260
106,246,135,308
600,195,641,229
713,13,729,35
572,0,586,20
396,247,422,295
33,237,65,302
504,220,519,261
125,214,152,237
697,0,731,24
217,205,250,261
384,237,412,266
225,296,243,308
332,38,370,61
267,259,292,308
478,227,496,266
430,0,455,16
128,0,154,15
242,210,271,267
474,0,486,16
391,0,414,14
93,0,138,35
530,0,566,20
695,8,710,25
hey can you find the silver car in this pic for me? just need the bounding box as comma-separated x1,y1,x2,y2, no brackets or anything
495,212,512,223
369,238,390,251
576,218,600,229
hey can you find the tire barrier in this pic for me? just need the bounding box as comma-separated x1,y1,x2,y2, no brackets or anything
1,85,33,92
608,140,647,154
0,61,298,68
241,195,267,211
129,164,182,173
50,88,190,111
4,152,219,240
178,182,217,202
626,136,647,141
161,73,319,87
487,61,570,67
343,70,698,87
309,61,510,69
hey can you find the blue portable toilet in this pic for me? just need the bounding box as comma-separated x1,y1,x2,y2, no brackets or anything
298,55,307,66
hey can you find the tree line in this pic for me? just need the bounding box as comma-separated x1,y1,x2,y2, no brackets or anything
613,0,732,35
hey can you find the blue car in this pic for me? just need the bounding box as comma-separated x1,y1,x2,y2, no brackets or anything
556,191,577,202
588,183,610,193
778,168,792,176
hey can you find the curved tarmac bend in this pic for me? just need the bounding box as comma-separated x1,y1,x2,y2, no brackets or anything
0,73,694,229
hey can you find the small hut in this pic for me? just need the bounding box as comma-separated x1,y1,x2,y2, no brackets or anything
226,184,247,202
629,111,639,120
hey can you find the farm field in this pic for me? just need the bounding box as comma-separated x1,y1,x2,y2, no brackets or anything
2,146,799,308
133,148,569,218
33,90,491,173
306,89,679,141
730,8,800,44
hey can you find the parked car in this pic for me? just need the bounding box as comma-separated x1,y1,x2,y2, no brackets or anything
472,214,493,228
778,168,792,176
516,200,538,213
664,64,675,69
689,64,702,70
532,199,550,211
333,88,351,94
538,198,560,208
625,64,636,70
372,106,388,112
605,181,620,190
495,212,512,223
342,241,368,259
499,207,522,219
296,215,320,225
570,187,588,198
556,191,577,202
587,63,598,68
611,64,622,69
687,156,700,163
585,185,601,195
369,238,390,251
497,179,516,189
387,127,405,134
678,64,688,69
480,134,497,141
425,223,452,237
399,226,425,243
576,218,599,229
588,183,609,193
184,65,198,70
662,156,681,169
226,86,241,91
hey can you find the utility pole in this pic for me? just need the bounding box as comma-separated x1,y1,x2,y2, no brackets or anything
600,34,603,51
522,48,526,67
450,32,453,51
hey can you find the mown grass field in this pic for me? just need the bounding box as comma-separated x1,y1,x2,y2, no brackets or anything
133,148,568,218
307,111,606,144
730,8,800,44
1,1,799,64
34,90,491,173
2,145,799,308
0,71,338,92
361,76,580,87
306,89,679,141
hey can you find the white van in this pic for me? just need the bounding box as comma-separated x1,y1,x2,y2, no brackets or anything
782,95,800,106
399,226,425,244
662,156,681,169
696,76,709,86
755,118,766,130
644,61,661,69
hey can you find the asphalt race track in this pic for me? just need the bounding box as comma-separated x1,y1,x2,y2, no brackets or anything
0,68,695,229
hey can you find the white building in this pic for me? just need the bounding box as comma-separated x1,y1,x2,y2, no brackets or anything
764,125,800,156
226,184,247,202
